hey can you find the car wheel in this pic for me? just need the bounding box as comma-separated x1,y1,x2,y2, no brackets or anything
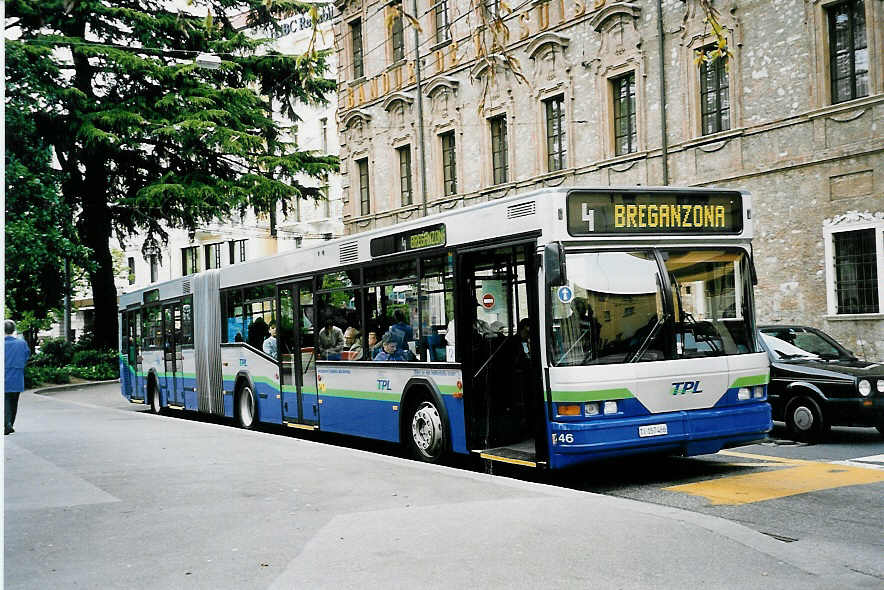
407,399,446,463
236,385,258,430
785,396,825,442
149,381,162,415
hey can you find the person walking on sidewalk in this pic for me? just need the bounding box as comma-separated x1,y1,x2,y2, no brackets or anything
5,320,31,435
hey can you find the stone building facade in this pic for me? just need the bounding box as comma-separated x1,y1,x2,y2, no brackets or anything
332,0,883,357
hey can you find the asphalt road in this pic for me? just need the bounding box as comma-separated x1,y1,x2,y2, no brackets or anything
5,382,883,588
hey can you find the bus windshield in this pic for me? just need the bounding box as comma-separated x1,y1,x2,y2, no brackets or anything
549,248,754,366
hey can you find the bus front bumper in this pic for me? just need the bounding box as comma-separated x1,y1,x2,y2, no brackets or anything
547,402,772,469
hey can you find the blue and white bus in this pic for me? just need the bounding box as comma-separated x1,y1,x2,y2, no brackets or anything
119,187,771,469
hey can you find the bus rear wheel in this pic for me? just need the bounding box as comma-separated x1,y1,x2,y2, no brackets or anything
407,399,446,463
236,385,258,430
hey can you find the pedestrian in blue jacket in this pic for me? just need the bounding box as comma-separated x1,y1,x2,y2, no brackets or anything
5,320,31,435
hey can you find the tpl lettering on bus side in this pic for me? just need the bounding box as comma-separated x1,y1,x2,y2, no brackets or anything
671,381,703,395
377,379,392,391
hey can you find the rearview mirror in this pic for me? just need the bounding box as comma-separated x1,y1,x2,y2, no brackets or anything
544,242,567,286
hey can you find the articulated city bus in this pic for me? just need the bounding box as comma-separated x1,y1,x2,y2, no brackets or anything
119,187,771,469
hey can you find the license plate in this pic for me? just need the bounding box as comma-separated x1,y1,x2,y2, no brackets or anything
639,423,668,437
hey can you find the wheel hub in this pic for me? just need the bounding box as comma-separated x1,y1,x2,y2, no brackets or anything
793,406,814,430
411,403,442,457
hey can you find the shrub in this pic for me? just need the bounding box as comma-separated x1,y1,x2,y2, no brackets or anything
25,366,71,388
68,364,120,381
72,348,118,367
34,337,74,367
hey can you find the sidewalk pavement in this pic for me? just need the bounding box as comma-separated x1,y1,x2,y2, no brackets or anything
4,385,879,589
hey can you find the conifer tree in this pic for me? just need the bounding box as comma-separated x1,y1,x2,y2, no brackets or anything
5,0,338,349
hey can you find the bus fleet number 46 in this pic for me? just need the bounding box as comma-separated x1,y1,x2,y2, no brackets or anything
552,433,574,445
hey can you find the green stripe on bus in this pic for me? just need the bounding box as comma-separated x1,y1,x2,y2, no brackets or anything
322,388,401,402
729,374,770,388
437,385,462,395
551,388,634,403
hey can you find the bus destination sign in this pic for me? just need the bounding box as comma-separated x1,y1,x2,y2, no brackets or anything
566,191,743,236
370,223,447,257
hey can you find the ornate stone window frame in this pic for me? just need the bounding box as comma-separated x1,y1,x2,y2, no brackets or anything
680,3,743,140
341,109,374,219
586,2,647,159
822,211,884,318
807,0,882,108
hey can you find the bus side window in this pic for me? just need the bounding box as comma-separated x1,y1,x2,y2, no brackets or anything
421,255,455,362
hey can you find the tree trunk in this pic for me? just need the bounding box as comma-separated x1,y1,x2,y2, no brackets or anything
79,171,118,351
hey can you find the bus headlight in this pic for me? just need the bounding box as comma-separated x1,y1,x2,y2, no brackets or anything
584,402,600,416
753,386,765,399
858,380,872,397
603,401,618,415
738,387,751,400
877,379,884,393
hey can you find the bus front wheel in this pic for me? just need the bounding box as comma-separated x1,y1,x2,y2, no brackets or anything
236,385,258,430
407,399,446,463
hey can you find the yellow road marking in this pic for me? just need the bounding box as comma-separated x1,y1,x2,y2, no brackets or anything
667,452,884,505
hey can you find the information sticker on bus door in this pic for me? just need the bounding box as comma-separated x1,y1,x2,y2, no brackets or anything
557,286,574,304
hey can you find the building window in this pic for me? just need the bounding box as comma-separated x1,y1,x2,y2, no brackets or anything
700,52,730,135
544,95,566,172
320,117,328,152
205,243,221,270
391,3,405,62
828,0,868,104
127,257,136,285
321,185,331,218
613,73,637,155
441,131,457,196
490,115,508,185
181,246,199,276
834,229,879,314
228,240,246,264
435,0,450,43
398,145,413,206
150,254,159,283
350,19,364,79
357,158,370,216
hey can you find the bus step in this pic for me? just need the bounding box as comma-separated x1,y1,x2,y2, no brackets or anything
477,444,538,468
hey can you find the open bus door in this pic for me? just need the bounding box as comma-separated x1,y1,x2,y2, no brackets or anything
279,281,319,430
458,242,547,468
162,302,184,407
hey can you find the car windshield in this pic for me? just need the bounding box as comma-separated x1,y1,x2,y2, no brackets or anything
759,328,850,361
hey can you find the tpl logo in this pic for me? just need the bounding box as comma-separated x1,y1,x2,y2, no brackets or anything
377,379,392,391
671,380,703,395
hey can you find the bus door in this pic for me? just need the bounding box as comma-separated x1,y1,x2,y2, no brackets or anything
279,281,319,429
162,302,184,407
458,243,545,465
120,313,133,396
131,310,143,401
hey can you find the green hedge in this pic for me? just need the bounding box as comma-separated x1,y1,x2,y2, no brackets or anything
26,347,119,388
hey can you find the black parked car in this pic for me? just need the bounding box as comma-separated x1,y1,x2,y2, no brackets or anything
757,325,884,441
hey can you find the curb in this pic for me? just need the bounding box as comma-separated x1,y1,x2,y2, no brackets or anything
32,379,120,395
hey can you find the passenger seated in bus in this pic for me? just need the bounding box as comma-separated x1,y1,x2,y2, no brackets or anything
373,332,413,361
343,327,363,360
389,310,413,352
262,321,278,359
366,331,382,359
234,332,243,343
317,317,344,360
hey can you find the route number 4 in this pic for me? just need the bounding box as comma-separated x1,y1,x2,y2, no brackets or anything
552,433,574,445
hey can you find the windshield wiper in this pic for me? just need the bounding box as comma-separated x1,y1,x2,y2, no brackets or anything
628,314,667,363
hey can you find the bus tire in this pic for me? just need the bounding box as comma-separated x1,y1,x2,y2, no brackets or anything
149,378,162,415
236,383,258,430
406,397,446,463
785,395,826,442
